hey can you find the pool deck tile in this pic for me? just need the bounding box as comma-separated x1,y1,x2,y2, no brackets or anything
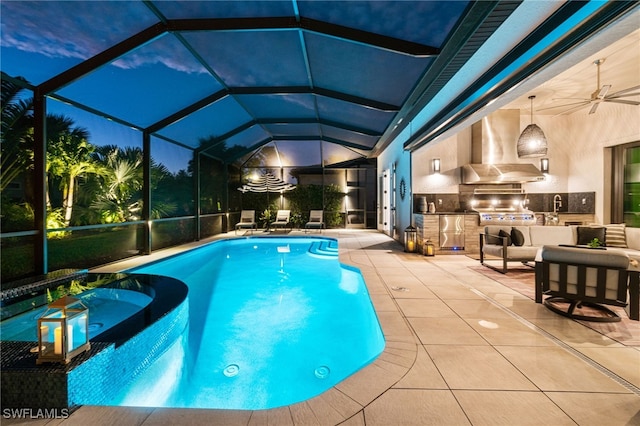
9,229,640,425
248,406,294,426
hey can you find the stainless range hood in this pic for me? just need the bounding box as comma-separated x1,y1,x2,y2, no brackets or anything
462,110,545,184
462,163,545,184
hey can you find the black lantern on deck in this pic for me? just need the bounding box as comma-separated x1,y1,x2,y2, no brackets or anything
424,238,435,256
404,225,417,253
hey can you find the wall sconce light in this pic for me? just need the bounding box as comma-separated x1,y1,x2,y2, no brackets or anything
37,296,90,365
432,158,441,174
540,158,549,174
517,95,548,158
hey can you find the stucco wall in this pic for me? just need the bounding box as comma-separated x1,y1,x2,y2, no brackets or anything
377,139,411,242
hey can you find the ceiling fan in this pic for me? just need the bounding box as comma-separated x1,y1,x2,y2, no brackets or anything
540,58,640,115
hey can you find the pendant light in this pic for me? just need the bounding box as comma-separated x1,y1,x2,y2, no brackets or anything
517,95,548,158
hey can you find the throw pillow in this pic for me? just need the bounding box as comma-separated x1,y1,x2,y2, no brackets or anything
510,227,525,246
605,223,627,248
577,226,606,246
498,229,512,246
485,231,500,245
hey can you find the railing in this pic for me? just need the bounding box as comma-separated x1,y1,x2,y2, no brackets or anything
1,214,231,285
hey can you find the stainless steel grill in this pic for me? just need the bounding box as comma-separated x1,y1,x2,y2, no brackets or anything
471,188,536,226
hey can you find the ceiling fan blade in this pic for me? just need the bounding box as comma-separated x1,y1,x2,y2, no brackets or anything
604,99,640,106
588,103,599,115
537,101,589,112
550,97,591,101
552,102,591,117
607,92,640,100
608,85,640,97
597,85,611,99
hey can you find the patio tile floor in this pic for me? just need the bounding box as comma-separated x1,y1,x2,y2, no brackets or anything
5,230,639,425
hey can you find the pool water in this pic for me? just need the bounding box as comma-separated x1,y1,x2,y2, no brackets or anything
118,237,385,410
0,288,152,341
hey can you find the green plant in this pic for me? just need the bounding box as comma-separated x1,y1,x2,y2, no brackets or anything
0,199,34,232
290,212,304,229
286,184,345,228
259,208,273,227
46,208,69,239
587,237,602,248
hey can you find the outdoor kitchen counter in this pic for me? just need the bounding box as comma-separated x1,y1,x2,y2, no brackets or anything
532,212,595,226
418,211,480,215
414,213,480,255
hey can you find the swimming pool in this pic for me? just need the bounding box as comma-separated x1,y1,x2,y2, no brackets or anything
118,236,385,410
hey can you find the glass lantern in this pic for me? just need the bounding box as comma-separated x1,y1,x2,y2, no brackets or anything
404,225,417,253
424,238,436,257
36,296,90,365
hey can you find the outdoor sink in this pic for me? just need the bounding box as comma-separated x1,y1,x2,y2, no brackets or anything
544,213,559,225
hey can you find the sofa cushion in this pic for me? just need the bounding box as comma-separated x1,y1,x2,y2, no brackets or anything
625,227,640,251
529,225,575,246
511,226,532,246
499,229,512,246
577,226,606,246
605,224,627,248
484,226,513,245
510,228,525,246
482,244,539,260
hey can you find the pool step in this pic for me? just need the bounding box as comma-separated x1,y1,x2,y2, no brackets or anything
308,240,339,258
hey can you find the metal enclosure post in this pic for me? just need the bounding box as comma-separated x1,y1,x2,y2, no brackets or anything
142,131,152,255
33,91,48,274
223,164,229,232
194,151,201,240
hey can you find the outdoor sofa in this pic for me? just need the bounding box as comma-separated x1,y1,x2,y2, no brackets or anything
479,224,640,274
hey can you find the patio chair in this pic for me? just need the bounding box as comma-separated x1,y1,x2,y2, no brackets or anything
535,245,639,322
270,210,291,232
305,210,325,233
235,210,257,235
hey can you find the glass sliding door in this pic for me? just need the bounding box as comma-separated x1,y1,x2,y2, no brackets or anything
624,145,640,227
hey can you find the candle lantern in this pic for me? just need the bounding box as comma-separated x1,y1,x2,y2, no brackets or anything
36,296,90,365
424,238,436,257
404,225,417,253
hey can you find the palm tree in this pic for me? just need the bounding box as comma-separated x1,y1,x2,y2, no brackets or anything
1,74,33,192
89,145,143,223
148,160,178,218
46,118,102,226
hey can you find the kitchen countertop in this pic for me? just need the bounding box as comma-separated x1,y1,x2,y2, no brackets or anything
415,212,479,215
533,211,593,214
415,211,594,215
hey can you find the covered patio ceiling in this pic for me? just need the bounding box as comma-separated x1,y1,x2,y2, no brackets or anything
2,1,637,168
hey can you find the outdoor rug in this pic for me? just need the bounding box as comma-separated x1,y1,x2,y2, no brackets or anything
469,265,640,347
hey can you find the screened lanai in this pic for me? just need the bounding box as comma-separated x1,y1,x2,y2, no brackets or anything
2,1,637,284
0,0,474,282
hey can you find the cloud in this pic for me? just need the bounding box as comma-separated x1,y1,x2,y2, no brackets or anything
0,1,205,74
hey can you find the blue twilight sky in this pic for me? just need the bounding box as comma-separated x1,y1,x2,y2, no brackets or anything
0,0,469,172
1,1,197,172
